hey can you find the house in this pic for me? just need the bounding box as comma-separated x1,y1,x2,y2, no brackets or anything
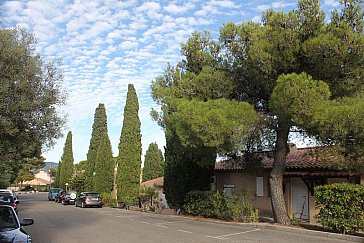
140,176,169,210
10,162,58,191
213,144,364,223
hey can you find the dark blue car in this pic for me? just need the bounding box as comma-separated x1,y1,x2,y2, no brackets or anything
0,205,34,243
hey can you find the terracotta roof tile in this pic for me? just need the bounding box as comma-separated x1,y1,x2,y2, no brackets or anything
215,147,334,171
141,176,164,188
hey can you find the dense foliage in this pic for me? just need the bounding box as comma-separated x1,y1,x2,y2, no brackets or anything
0,27,66,187
163,129,215,208
94,132,114,193
315,183,364,234
184,191,259,222
142,142,164,181
117,84,142,206
59,131,74,188
100,192,117,207
85,104,108,191
54,161,62,188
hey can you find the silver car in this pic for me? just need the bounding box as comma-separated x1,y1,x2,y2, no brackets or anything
75,192,102,208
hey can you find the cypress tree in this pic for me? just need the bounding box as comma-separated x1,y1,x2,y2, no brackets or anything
85,104,108,191
54,161,62,188
94,132,114,193
59,131,74,189
163,129,215,208
117,84,142,206
142,142,164,181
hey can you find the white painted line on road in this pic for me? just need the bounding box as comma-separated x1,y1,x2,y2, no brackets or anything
155,221,176,225
178,230,193,234
207,229,261,240
116,215,135,218
128,218,135,221
155,225,168,228
140,221,151,225
106,214,112,216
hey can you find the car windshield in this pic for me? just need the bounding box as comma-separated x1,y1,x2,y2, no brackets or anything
0,207,18,230
85,193,100,197
66,191,77,195
50,189,61,193
0,194,14,203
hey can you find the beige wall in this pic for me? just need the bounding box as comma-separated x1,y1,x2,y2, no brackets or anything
215,171,274,217
216,171,361,224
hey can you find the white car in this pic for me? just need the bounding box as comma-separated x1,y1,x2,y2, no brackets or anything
0,189,18,203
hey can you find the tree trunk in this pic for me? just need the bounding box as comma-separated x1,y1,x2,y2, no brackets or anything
269,121,290,225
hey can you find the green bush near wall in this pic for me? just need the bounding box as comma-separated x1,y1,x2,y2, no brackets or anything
100,192,117,208
315,183,364,234
183,191,259,222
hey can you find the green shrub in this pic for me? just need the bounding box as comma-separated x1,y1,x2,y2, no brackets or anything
183,190,258,222
315,183,364,234
100,192,117,208
21,185,35,191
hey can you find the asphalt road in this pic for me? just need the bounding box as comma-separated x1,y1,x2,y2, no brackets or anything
16,192,353,243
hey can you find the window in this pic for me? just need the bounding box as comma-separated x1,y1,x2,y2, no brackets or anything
210,176,216,191
256,177,264,197
223,185,235,196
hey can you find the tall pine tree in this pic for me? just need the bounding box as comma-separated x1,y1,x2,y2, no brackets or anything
59,131,74,189
117,84,142,206
94,132,114,193
142,142,164,181
85,104,108,191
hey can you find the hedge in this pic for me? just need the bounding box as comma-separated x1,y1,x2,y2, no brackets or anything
315,183,364,234
183,190,258,222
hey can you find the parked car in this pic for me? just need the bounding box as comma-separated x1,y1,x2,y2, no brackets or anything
48,188,63,201
61,191,77,205
0,189,19,203
75,192,102,208
0,192,19,213
0,205,33,243
54,190,66,203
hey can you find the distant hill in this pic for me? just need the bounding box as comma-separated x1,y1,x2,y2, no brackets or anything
39,162,59,172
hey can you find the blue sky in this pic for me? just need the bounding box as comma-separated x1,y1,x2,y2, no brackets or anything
2,0,340,164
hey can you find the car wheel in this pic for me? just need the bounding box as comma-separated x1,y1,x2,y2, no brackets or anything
81,202,85,208
75,202,77,207
61,201,64,205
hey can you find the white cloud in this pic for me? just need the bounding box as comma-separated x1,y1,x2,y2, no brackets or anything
271,1,295,9
251,15,262,22
256,4,271,12
164,2,195,14
136,1,160,12
324,0,340,7
209,0,238,8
